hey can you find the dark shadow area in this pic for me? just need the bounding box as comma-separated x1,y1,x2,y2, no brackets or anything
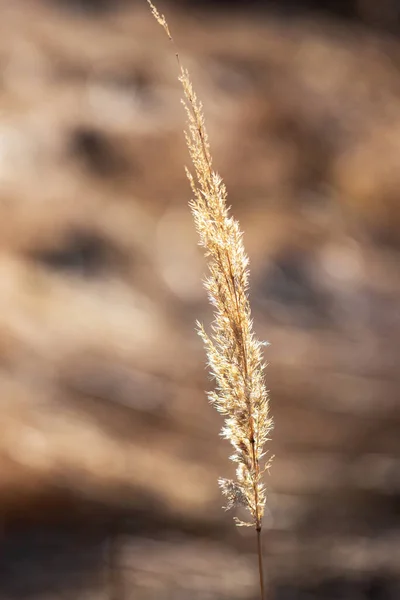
49,0,400,33
28,228,127,276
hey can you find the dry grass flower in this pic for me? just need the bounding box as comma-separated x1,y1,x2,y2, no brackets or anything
147,2,274,597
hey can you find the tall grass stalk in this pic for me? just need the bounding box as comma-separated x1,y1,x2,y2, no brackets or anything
147,3,274,597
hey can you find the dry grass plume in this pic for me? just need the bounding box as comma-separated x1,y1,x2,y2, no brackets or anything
147,2,274,596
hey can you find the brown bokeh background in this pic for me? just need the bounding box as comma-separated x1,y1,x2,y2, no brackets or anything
0,1,399,598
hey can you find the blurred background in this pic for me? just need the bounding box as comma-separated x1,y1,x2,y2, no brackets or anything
0,0,399,598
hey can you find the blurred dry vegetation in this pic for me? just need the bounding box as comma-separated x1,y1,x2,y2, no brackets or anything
0,0,399,598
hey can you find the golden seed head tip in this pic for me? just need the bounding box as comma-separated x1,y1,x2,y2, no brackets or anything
146,0,172,39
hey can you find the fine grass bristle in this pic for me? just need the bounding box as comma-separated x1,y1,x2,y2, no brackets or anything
146,3,274,597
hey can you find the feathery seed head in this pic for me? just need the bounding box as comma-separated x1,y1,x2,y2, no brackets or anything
147,1,273,531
